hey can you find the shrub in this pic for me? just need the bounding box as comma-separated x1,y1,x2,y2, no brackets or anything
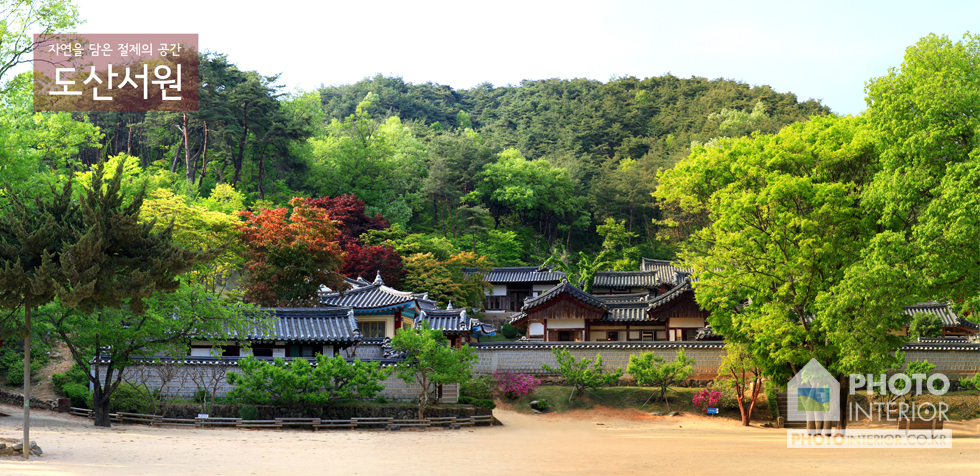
458,396,495,410
193,387,211,405
960,374,980,392
110,383,151,414
240,405,260,420
542,348,623,401
493,370,540,398
460,376,493,400
501,323,521,339
692,389,722,412
53,364,89,395
62,382,93,409
375,395,388,404
627,349,696,409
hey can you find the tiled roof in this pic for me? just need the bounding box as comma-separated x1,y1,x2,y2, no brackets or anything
640,258,694,284
237,308,360,343
319,284,418,310
904,302,979,330
595,293,652,303
604,302,651,321
463,266,565,283
647,278,694,311
522,281,608,312
469,341,726,350
416,309,470,334
593,271,662,288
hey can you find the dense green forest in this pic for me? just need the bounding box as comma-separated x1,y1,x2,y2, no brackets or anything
31,62,829,265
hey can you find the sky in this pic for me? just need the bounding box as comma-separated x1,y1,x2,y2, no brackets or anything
70,0,978,116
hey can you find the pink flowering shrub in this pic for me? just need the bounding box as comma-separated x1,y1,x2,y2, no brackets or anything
493,370,541,399
692,389,722,412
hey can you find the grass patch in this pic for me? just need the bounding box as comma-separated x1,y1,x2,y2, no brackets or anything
849,390,980,421
506,385,768,419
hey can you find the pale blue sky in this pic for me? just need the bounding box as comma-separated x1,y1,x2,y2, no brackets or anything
72,0,977,115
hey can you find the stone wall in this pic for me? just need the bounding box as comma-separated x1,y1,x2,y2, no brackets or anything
96,362,459,404
469,341,980,379
161,402,487,420
0,388,59,411
471,342,726,379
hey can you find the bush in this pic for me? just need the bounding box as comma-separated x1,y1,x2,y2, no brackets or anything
501,323,522,339
460,375,493,400
3,358,45,387
493,370,540,398
110,383,150,414
62,382,93,409
240,405,260,420
193,387,211,405
692,389,722,412
53,364,89,395
0,338,50,384
960,374,980,392
542,348,623,401
458,396,495,410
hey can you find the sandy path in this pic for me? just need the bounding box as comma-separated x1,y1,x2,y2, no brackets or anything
0,404,976,476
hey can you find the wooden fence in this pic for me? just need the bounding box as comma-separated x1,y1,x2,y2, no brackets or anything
69,408,493,430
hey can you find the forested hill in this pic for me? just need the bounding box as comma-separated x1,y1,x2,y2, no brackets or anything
313,74,829,253
23,65,829,266
319,74,829,165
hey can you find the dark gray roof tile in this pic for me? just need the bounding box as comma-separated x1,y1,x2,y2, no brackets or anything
239,308,359,343
904,302,978,330
522,281,608,312
463,267,565,283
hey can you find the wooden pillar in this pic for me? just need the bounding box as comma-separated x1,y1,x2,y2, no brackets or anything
626,324,631,342
585,319,591,342
543,319,548,342
394,308,402,331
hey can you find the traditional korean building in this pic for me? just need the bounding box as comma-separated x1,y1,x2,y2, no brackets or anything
510,276,711,342
318,272,426,339
902,302,979,337
412,307,496,347
189,307,361,358
464,266,565,314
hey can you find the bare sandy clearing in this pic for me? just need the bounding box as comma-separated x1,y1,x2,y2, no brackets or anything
0,403,976,476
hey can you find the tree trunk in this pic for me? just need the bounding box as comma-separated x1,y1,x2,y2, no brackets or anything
182,112,193,187
22,307,31,459
93,385,112,427
198,121,210,187
838,374,849,432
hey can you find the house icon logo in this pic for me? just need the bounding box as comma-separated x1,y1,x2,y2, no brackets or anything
787,359,839,422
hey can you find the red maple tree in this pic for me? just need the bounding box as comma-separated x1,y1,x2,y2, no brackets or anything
238,198,346,307
305,195,404,287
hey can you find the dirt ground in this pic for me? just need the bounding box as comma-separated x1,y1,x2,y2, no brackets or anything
0,403,976,476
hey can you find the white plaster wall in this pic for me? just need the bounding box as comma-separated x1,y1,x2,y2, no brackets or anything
321,345,334,357
491,284,507,296
272,348,286,358
671,317,705,328
190,348,213,357
528,322,544,336
532,284,553,293
547,319,585,329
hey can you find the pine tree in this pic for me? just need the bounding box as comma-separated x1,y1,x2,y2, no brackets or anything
0,161,217,430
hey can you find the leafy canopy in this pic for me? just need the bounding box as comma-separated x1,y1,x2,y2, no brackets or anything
390,320,477,419
226,354,390,412
238,198,345,307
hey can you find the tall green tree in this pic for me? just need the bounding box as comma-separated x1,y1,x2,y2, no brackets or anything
852,32,980,315
0,160,220,435
655,115,886,430
391,321,477,419
0,0,81,83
